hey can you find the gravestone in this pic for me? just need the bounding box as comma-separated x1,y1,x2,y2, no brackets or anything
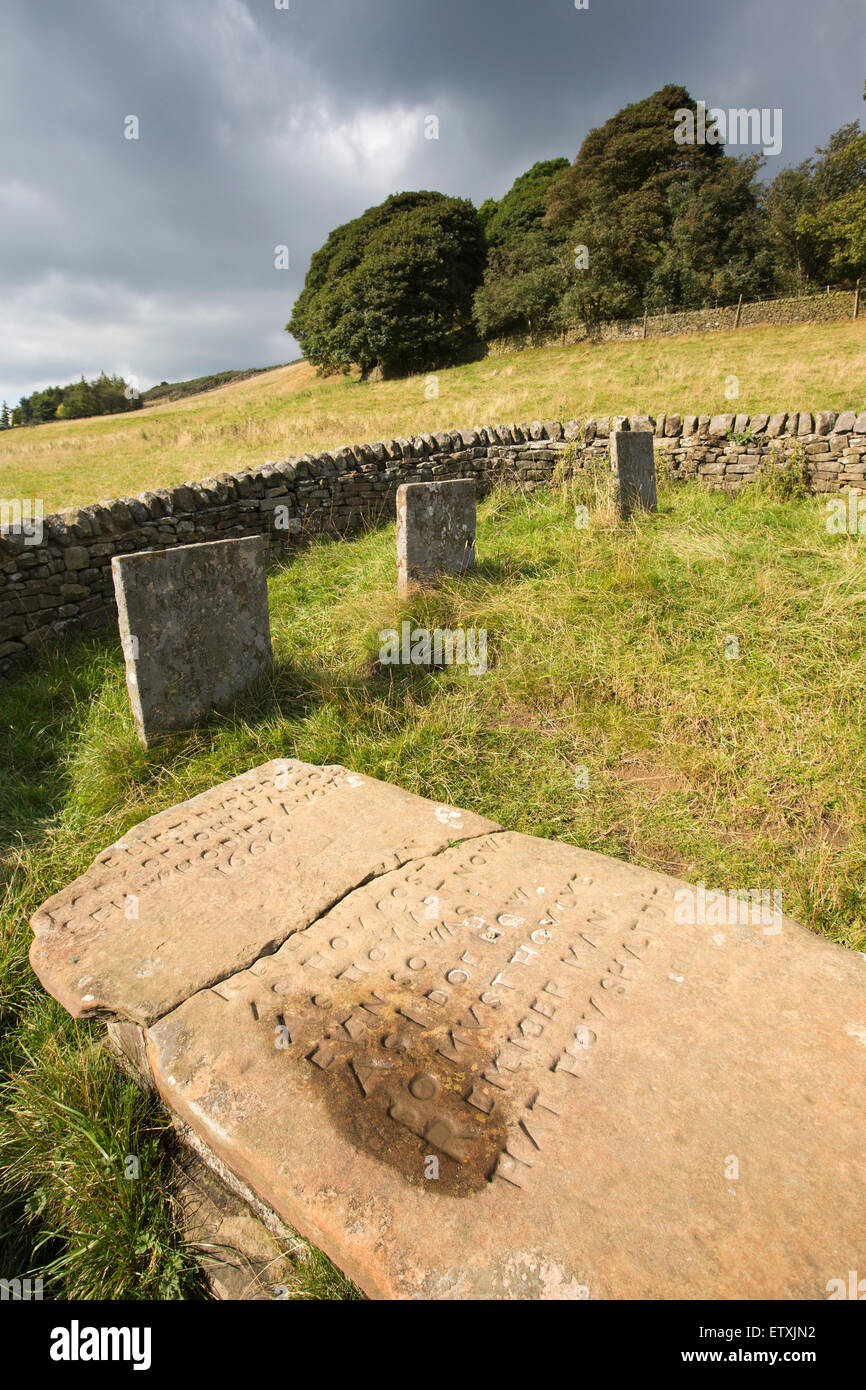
396,479,475,599
611,430,657,519
30,760,866,1300
112,536,272,747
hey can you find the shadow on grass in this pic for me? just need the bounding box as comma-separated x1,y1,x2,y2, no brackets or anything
473,556,554,583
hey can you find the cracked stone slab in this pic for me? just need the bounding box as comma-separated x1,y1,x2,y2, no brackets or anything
112,535,272,747
29,759,498,1026
30,764,866,1300
396,479,475,598
145,830,865,1300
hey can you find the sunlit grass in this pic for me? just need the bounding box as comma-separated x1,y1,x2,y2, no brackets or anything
1,477,864,1297
1,318,864,512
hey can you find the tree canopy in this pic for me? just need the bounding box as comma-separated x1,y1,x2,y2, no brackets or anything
287,191,485,377
286,85,866,372
474,159,570,338
11,372,140,427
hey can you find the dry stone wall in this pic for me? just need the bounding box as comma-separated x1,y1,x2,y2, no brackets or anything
487,288,860,354
2,406,865,678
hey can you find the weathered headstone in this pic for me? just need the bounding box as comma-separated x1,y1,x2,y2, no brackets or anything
112,536,272,747
396,479,475,599
611,430,657,519
30,761,866,1300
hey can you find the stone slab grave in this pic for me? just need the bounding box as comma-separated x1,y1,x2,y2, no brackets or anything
112,535,272,748
611,429,657,519
169,1122,303,1301
396,479,475,599
30,760,866,1300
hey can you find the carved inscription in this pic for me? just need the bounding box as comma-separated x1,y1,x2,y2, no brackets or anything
214,834,674,1194
29,758,501,1027
34,764,351,936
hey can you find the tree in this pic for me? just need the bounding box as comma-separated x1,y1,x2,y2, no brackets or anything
9,372,142,426
480,158,569,249
763,160,814,293
649,155,777,308
0,402,10,429
90,371,136,415
61,377,97,419
546,85,723,234
288,191,486,377
473,159,570,338
546,86,728,322
556,188,669,325
23,385,64,423
765,121,866,289
796,124,866,283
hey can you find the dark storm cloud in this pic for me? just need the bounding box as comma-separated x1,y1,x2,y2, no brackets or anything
1,0,863,406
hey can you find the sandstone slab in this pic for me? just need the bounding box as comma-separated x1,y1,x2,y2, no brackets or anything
112,536,272,747
611,430,657,519
30,765,866,1301
396,480,475,599
171,1128,303,1300
29,760,498,1026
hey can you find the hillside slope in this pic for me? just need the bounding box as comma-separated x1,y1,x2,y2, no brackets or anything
1,320,864,513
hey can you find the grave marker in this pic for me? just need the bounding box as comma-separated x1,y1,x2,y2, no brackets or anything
396,479,475,598
112,536,272,747
30,760,866,1300
611,430,657,519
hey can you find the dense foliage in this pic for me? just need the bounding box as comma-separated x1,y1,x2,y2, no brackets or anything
289,84,866,372
473,159,570,338
287,191,486,378
5,373,141,428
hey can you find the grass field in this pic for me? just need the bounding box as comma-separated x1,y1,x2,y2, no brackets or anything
1,472,864,1297
1,318,865,514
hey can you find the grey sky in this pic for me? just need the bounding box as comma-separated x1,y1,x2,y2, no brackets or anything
1,0,863,407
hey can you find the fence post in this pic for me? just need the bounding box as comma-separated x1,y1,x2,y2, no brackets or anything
734,293,743,329
642,308,648,340
854,279,861,321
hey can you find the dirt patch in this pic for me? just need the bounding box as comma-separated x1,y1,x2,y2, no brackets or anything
612,755,689,794
269,987,513,1199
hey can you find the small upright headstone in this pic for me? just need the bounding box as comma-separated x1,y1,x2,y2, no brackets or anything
396,479,475,599
112,535,272,747
611,430,657,519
